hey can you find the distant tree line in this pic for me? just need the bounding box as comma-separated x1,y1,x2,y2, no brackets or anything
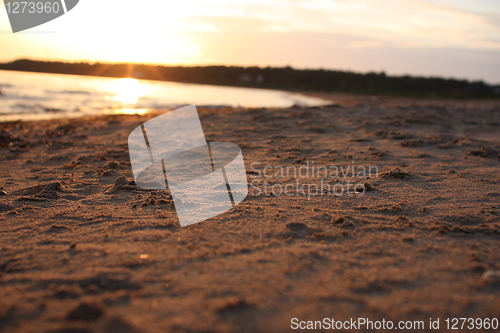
0,59,498,98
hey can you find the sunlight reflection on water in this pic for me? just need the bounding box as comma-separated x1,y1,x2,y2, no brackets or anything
0,70,331,122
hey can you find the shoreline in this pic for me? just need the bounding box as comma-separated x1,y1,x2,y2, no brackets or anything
2,59,499,99
2,89,499,124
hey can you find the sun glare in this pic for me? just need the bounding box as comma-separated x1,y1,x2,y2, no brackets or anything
110,78,142,104
114,108,149,115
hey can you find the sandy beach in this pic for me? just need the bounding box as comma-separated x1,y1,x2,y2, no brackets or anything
0,97,499,332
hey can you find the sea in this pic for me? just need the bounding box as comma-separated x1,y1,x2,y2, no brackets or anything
0,70,330,122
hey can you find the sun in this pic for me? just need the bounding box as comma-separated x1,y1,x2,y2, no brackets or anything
110,78,143,104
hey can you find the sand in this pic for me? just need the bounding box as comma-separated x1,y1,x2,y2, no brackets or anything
0,97,499,332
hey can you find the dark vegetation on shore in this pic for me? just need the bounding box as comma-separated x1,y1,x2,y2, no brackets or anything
1,59,499,98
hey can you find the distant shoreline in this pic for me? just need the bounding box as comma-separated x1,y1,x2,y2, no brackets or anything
1,59,499,99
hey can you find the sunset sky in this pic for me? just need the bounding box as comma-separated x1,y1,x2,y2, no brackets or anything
1,0,499,83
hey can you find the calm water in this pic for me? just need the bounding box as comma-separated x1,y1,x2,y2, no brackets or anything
0,70,330,122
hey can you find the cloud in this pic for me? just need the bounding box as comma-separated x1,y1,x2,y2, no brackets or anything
347,40,386,49
2,0,498,48
175,0,500,49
